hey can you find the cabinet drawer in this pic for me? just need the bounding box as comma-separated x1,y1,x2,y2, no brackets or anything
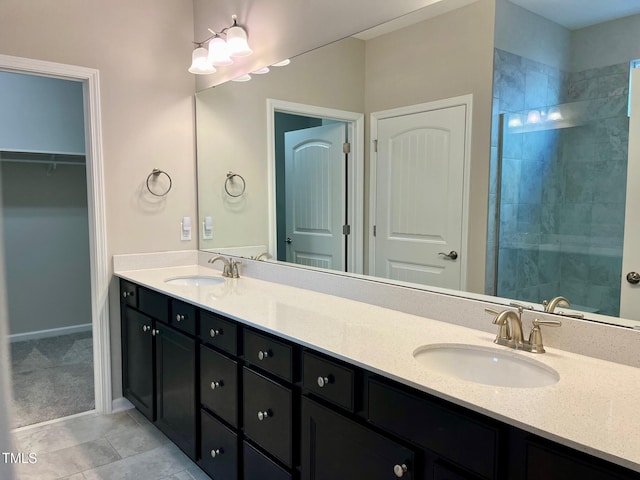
120,280,138,308
170,299,196,336
244,329,293,382
137,287,169,323
302,351,354,411
199,410,238,480
243,367,292,467
301,396,415,480
368,379,497,479
244,442,292,480
200,345,238,427
200,311,238,356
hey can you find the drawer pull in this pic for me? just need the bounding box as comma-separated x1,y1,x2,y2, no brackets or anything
152,329,160,336
257,410,271,421
393,464,408,478
142,325,150,333
317,376,331,388
209,328,222,337
210,448,223,458
176,314,186,322
210,380,223,390
122,291,133,298
257,350,270,361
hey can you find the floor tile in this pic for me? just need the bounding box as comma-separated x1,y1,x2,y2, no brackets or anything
13,438,120,480
105,422,170,458
81,443,193,480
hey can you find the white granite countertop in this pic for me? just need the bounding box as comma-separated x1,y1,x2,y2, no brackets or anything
115,265,640,473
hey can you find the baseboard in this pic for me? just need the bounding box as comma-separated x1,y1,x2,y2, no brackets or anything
9,323,92,343
111,397,134,413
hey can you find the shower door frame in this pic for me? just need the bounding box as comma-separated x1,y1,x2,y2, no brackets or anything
0,54,111,415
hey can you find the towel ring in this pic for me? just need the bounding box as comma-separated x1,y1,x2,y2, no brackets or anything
225,171,246,197
146,168,172,197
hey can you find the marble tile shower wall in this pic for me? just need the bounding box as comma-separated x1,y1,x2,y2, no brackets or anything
487,49,629,316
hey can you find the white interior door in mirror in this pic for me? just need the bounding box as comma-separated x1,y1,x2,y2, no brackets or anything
284,123,347,270
620,70,640,321
373,105,466,289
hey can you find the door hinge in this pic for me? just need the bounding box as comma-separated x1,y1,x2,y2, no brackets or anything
373,139,378,153
343,142,351,154
373,225,377,237
343,224,351,235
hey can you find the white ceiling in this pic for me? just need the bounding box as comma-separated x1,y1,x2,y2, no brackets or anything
510,0,640,30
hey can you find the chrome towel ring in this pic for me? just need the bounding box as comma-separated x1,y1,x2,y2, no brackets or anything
146,168,172,196
225,171,246,197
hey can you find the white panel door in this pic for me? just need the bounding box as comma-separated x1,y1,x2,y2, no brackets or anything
373,105,466,289
285,123,346,270
620,70,640,320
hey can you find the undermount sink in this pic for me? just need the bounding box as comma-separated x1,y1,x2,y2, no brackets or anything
413,343,559,388
164,275,224,287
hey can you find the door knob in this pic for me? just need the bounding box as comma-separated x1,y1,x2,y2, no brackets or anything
438,250,458,260
286,237,292,244
627,272,640,285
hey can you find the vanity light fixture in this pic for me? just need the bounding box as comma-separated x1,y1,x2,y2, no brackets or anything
252,67,270,74
547,106,563,121
189,14,253,75
507,114,523,128
232,74,252,82
272,59,291,67
526,110,542,124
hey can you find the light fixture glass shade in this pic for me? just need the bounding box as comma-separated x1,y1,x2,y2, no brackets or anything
226,25,253,57
272,59,290,67
252,67,270,74
232,74,252,82
188,47,216,74
507,114,523,128
526,110,541,124
208,37,233,66
547,106,563,121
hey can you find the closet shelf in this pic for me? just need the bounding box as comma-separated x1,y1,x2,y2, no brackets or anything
0,150,86,166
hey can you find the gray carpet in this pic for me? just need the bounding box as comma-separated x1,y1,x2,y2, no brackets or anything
10,331,95,428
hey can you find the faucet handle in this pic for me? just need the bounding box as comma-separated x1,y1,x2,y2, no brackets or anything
509,301,534,311
527,318,562,353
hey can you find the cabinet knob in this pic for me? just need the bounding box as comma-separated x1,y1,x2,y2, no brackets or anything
317,376,331,388
152,329,159,336
257,350,270,361
122,291,133,298
393,464,408,478
142,325,149,332
209,328,221,337
210,380,223,390
257,410,271,421
210,448,223,458
176,314,185,322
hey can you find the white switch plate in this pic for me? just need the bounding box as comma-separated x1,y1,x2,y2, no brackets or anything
181,216,192,241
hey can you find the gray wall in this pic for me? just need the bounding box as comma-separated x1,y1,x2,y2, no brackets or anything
0,73,91,336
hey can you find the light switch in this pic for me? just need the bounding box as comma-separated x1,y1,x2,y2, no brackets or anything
202,216,213,240
181,216,192,241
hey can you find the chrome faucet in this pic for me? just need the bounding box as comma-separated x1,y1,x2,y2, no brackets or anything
543,296,569,313
208,256,241,278
485,307,561,353
542,296,584,319
486,306,525,349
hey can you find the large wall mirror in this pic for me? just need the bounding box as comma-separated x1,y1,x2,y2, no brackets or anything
196,0,640,328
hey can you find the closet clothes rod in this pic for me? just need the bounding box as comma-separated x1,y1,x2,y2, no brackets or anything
0,158,86,166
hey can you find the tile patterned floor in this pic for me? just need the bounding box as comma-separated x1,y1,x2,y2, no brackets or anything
10,409,210,480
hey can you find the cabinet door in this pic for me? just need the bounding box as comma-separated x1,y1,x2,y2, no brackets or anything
301,397,415,480
155,324,197,460
122,306,154,420
200,410,238,480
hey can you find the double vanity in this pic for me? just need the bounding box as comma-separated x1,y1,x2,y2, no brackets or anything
115,257,640,480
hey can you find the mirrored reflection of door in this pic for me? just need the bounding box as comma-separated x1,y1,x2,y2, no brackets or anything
283,123,347,270
373,105,467,289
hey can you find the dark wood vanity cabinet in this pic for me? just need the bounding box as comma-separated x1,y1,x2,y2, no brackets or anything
120,283,197,460
119,279,640,480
